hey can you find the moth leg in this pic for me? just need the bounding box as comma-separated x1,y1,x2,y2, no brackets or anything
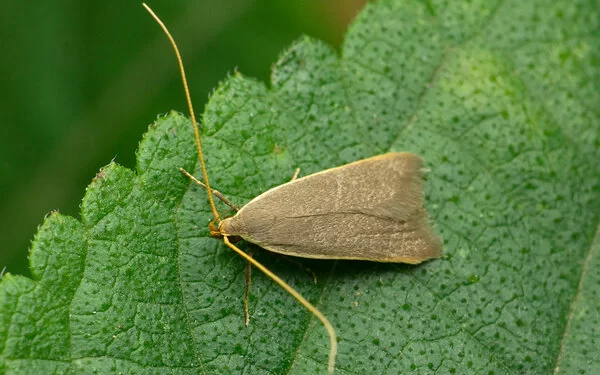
179,168,239,211
244,248,255,326
290,168,300,182
277,255,318,284
222,236,337,373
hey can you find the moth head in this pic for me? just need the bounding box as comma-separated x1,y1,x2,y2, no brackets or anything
208,219,222,238
211,217,242,243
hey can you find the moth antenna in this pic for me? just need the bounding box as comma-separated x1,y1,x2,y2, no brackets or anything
144,4,337,372
223,236,338,373
142,3,220,222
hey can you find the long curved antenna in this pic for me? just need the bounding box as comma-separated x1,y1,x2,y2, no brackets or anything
142,3,220,222
143,3,337,373
224,236,337,373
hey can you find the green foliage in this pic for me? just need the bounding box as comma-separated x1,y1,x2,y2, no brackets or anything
2,0,599,373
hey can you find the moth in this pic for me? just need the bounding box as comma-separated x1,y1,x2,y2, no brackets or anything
143,4,441,373
218,152,441,264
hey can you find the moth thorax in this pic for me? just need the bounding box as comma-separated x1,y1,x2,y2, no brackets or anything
220,217,242,236
218,218,243,243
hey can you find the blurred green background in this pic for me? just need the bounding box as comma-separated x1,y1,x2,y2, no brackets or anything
0,0,366,277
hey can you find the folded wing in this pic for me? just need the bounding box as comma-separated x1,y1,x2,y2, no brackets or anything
220,153,442,263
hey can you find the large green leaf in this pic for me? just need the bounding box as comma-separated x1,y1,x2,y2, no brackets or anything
1,0,599,373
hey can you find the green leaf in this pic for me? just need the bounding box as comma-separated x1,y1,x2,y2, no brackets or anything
2,0,599,374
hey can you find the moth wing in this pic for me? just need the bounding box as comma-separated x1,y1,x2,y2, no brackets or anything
221,152,441,263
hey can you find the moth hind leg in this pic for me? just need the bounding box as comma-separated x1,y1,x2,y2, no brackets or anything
244,248,254,326
276,254,318,284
